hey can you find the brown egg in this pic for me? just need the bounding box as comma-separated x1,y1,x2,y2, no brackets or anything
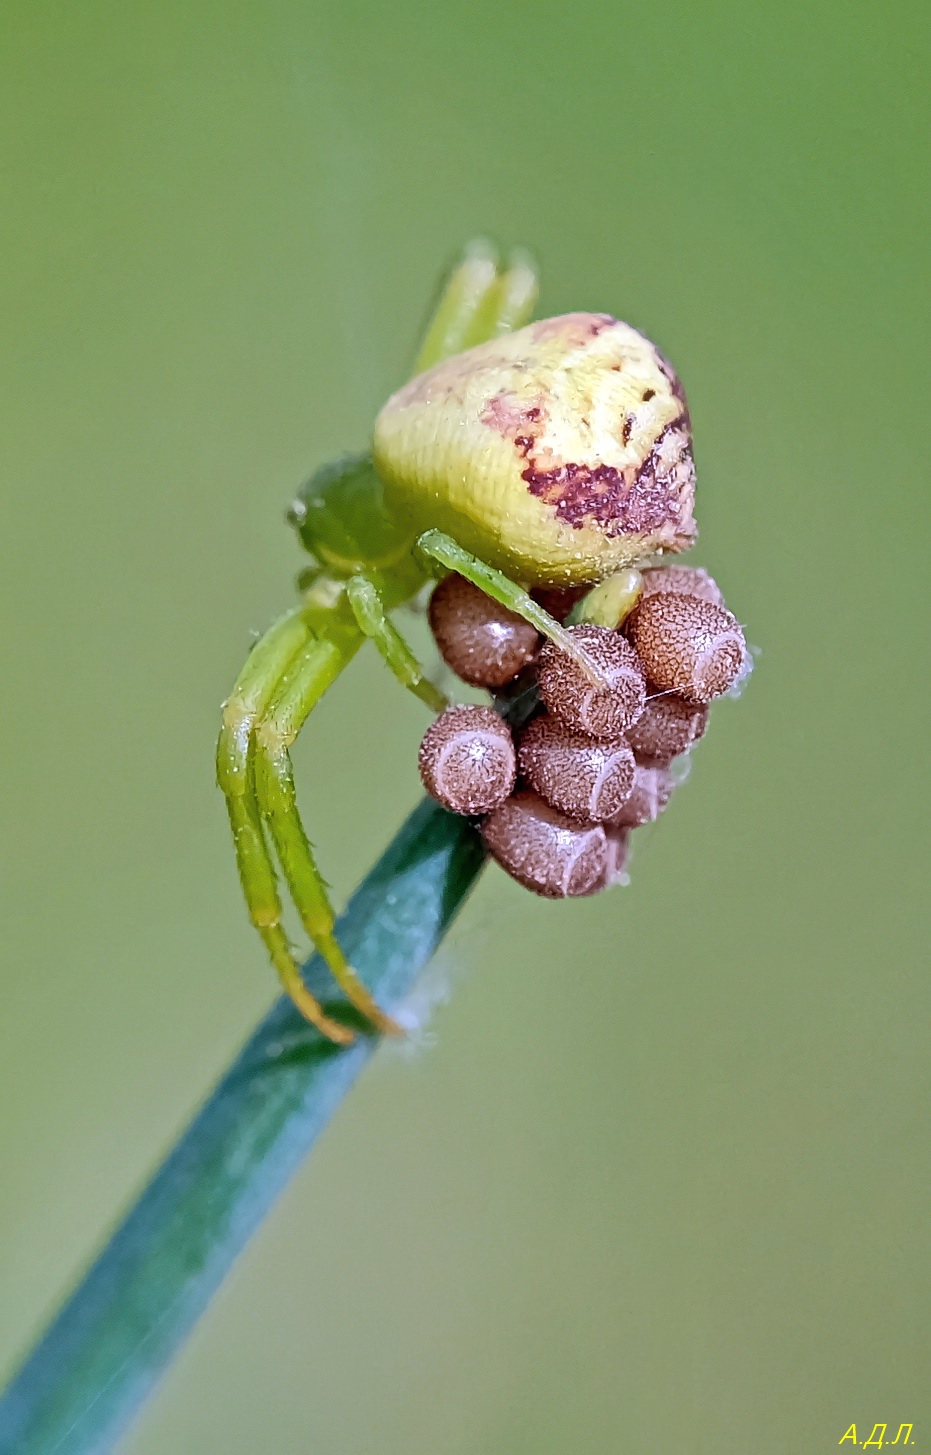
537,624,646,738
626,593,745,704
605,825,631,884
529,585,587,623
428,573,540,688
518,714,635,823
481,790,608,898
418,706,516,814
640,564,724,607
626,690,709,766
576,825,631,895
606,764,675,828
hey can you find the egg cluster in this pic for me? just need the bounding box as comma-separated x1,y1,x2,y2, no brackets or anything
418,567,747,898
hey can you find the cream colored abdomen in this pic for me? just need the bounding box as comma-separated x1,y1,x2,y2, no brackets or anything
374,313,697,588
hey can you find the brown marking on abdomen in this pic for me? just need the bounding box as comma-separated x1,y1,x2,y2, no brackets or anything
655,350,691,429
530,313,618,346
481,391,547,442
521,417,693,538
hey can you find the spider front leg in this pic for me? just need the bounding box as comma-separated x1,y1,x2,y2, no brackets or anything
217,610,355,1044
415,530,613,690
460,247,538,351
414,241,538,374
346,574,449,713
250,630,403,1038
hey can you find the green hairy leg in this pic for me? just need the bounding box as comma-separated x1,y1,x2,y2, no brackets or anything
219,243,542,1039
414,241,538,374
415,530,611,688
250,632,403,1037
217,610,356,1043
460,247,538,349
346,574,448,712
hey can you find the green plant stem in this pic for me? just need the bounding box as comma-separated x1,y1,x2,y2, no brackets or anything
0,800,485,1455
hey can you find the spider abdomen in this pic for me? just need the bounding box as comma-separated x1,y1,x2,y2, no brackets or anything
373,313,697,588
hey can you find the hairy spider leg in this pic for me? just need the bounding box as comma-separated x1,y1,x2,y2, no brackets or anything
414,240,498,375
219,242,542,1040
346,574,449,713
217,609,355,1043
414,242,539,375
415,530,612,690
250,627,405,1038
461,248,538,350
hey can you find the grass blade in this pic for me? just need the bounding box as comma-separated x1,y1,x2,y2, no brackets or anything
0,799,485,1455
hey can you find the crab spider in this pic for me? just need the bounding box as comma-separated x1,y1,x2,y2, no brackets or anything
217,242,698,1043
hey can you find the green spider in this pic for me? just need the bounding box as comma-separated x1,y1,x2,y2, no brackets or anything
217,242,697,1044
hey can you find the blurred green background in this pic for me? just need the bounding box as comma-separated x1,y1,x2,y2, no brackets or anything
1,1,928,1451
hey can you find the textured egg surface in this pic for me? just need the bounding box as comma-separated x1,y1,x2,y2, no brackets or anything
373,313,697,587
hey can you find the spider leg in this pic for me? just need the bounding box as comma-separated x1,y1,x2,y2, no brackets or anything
252,632,402,1037
346,574,449,713
415,530,612,690
414,240,498,375
461,248,538,349
414,242,540,374
217,610,354,1044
